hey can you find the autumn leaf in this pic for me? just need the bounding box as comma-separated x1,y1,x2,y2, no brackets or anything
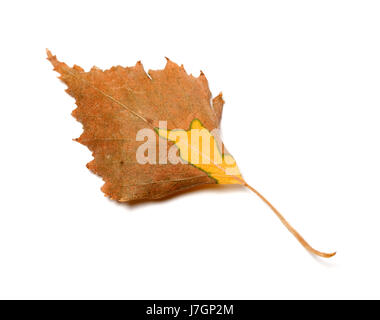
47,50,335,258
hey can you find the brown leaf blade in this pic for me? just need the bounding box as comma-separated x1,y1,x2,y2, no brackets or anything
47,50,225,201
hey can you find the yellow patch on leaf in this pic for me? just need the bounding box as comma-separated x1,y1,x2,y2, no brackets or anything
156,119,243,184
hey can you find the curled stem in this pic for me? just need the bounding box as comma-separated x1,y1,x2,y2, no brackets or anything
244,182,336,258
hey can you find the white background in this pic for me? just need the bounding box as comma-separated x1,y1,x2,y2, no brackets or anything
0,0,379,299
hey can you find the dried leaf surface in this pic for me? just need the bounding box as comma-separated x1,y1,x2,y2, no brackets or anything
47,50,242,201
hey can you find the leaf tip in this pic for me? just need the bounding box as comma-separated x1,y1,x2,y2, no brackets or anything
46,49,60,69
46,48,56,62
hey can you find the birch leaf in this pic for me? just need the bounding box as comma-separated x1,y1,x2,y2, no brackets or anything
47,50,335,258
